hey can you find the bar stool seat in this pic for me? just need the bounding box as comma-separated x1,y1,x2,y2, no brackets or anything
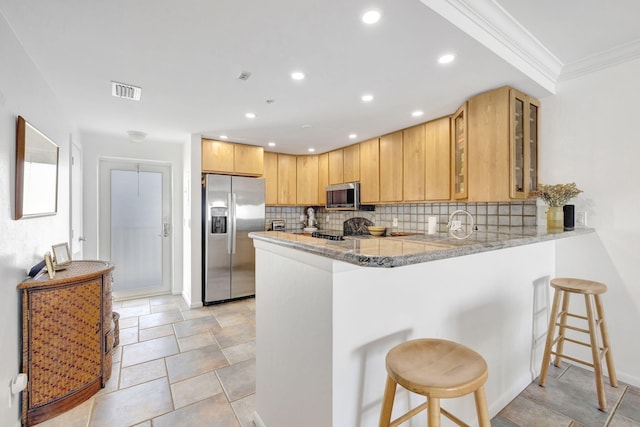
379,338,490,427
539,277,617,411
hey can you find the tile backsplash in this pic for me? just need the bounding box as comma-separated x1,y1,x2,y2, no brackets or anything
266,201,537,233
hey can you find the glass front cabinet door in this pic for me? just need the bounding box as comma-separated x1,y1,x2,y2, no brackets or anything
451,102,468,200
510,89,540,199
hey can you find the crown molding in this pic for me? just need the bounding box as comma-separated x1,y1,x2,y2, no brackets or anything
560,38,640,81
420,0,562,93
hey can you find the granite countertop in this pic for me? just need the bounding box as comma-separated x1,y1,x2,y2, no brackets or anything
249,227,595,268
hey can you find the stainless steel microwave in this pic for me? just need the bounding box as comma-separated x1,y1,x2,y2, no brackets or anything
326,182,360,211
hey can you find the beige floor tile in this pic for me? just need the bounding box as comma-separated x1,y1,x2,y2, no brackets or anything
498,395,573,427
152,394,240,427
111,345,123,363
149,294,187,306
120,297,150,307
138,310,184,329
216,358,256,402
36,396,95,427
118,326,139,346
170,371,223,409
121,335,179,367
91,377,173,427
213,311,251,328
178,331,218,352
120,358,167,389
132,422,151,427
165,345,229,383
181,307,214,319
614,386,640,424
231,393,256,427
139,323,174,341
116,305,151,319
222,341,255,365
151,302,183,313
118,315,138,329
97,361,120,395
173,316,220,339
213,323,255,349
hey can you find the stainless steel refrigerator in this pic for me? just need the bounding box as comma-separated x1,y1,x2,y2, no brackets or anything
202,174,265,304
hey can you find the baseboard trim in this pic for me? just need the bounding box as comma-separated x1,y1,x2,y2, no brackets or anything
253,411,266,427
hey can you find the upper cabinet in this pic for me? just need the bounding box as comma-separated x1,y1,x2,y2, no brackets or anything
379,131,403,202
318,153,329,205
451,103,467,200
403,124,426,201
202,139,264,177
328,149,344,185
359,138,379,204
462,86,539,202
424,117,451,201
277,154,297,205
343,144,360,183
263,152,278,205
297,155,319,206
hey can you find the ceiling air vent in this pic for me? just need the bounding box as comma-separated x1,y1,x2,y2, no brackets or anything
237,71,252,81
111,81,142,101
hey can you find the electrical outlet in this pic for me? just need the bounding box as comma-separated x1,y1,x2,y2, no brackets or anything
392,218,398,227
576,211,587,226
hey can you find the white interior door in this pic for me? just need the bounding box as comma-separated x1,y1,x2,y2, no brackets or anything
98,159,172,298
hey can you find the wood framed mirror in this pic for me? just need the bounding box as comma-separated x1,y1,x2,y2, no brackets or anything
15,116,59,219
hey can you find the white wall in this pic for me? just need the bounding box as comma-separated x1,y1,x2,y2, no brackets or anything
182,134,203,307
540,58,640,385
0,13,77,426
81,131,184,295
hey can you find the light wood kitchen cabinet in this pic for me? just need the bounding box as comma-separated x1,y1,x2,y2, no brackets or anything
359,138,380,203
318,153,329,205
263,152,278,205
464,86,539,201
343,144,360,183
451,103,468,200
19,261,115,426
328,149,344,185
201,139,263,177
379,131,403,202
277,154,297,205
403,124,426,201
425,117,451,200
297,155,319,205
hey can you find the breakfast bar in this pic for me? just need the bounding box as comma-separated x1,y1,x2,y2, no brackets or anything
249,228,593,427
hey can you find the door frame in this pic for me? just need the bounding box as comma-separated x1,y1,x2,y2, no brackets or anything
98,158,173,298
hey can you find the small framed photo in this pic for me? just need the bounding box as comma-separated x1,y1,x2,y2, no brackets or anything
44,251,55,279
51,242,71,269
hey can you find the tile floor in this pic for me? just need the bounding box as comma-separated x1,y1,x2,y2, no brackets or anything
36,295,640,427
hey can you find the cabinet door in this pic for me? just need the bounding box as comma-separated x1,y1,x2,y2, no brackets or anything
343,144,360,183
527,97,540,197
403,124,426,201
297,155,319,205
234,144,264,176
359,138,379,203
510,88,540,199
263,152,278,205
451,103,468,200
28,280,102,408
379,131,403,202
318,153,329,205
328,149,344,185
202,139,234,173
277,154,297,205
425,117,451,200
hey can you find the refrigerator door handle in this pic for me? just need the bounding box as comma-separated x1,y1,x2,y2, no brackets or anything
231,193,237,254
227,192,233,254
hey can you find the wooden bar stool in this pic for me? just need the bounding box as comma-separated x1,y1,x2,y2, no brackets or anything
379,338,491,427
539,277,617,410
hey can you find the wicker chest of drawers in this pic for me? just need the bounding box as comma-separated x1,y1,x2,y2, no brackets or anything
18,260,115,426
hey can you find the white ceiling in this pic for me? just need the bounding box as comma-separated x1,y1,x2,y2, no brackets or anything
2,0,640,154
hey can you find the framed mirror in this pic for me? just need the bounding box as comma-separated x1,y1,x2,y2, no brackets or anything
15,116,59,219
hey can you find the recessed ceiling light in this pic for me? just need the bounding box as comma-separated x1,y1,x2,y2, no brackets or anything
301,124,313,129
127,130,146,142
291,71,305,80
245,112,256,119
308,148,315,153
268,141,276,147
362,10,381,24
361,94,374,102
412,110,424,117
219,135,228,139
438,54,456,64
349,134,357,139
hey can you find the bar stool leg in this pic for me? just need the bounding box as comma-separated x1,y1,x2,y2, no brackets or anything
554,291,571,367
379,376,397,427
595,294,618,387
473,386,491,427
585,294,607,410
427,396,441,427
540,287,562,385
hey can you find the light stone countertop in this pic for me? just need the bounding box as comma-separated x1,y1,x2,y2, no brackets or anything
249,227,595,268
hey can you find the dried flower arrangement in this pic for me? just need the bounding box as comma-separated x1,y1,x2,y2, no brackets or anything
536,182,583,207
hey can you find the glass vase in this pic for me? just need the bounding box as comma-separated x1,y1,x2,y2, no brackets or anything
546,206,564,232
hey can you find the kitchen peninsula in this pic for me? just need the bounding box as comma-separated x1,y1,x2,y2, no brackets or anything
249,228,593,427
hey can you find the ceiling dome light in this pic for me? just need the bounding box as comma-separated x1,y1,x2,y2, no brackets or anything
308,148,315,153
127,130,147,143
438,54,456,64
361,94,374,102
411,110,424,117
349,134,357,139
245,112,256,119
362,10,381,24
268,141,276,147
219,135,228,139
291,71,305,80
